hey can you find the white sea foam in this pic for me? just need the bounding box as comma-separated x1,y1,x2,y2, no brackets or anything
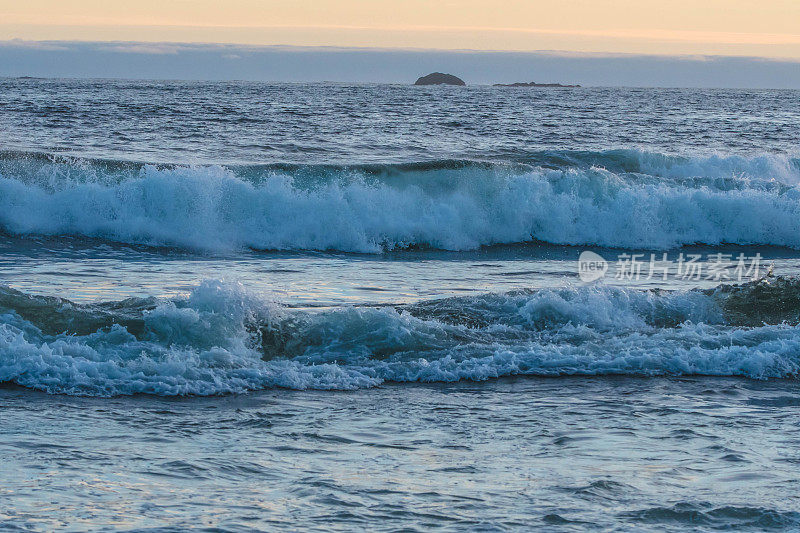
1,153,800,252
0,281,797,396
631,151,800,184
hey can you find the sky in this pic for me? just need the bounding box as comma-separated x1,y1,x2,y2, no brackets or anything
1,1,799,86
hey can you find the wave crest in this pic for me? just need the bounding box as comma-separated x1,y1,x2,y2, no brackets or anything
1,150,799,252
1,278,799,396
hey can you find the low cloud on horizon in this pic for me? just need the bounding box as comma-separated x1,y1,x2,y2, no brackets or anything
2,40,800,89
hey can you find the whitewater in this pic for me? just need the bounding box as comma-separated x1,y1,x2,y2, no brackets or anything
1,150,800,253
1,278,799,396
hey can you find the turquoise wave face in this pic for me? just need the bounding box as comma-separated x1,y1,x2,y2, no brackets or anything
1,278,799,396
1,150,800,253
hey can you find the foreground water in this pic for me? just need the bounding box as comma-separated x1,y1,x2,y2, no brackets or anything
3,378,799,531
1,79,800,530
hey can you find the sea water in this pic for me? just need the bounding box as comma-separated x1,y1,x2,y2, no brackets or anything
1,79,800,531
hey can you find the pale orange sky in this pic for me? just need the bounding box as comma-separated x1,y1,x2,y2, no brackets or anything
2,0,800,58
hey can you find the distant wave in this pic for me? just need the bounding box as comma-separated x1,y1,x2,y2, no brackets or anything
1,149,799,252
1,278,799,396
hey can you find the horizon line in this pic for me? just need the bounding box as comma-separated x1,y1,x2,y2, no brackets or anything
6,76,800,92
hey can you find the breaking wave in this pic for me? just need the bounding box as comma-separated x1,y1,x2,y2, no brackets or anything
1,277,799,396
1,150,799,252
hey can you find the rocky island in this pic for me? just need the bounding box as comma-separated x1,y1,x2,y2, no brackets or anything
414,73,466,86
494,81,580,87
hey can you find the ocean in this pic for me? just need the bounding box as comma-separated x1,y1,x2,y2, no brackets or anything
1,78,800,531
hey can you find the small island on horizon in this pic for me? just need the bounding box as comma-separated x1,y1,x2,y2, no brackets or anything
494,81,581,87
413,73,580,87
414,73,466,86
